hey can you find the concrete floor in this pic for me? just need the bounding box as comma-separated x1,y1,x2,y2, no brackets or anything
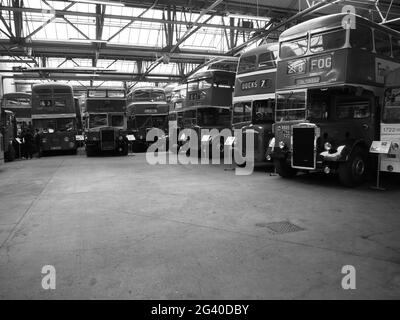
0,152,399,299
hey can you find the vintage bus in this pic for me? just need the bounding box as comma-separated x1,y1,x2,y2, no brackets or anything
126,87,169,151
167,84,186,152
31,83,79,155
381,68,400,173
267,13,400,186
1,92,31,132
0,108,17,161
178,69,235,157
83,88,128,156
232,43,278,164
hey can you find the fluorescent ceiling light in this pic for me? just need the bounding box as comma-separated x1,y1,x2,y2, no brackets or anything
228,13,270,22
71,0,125,6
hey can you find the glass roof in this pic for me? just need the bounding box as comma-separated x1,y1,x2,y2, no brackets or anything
0,0,272,87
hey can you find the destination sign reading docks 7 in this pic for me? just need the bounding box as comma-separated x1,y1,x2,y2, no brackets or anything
241,79,273,90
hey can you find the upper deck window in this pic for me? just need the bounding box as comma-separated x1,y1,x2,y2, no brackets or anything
4,97,30,107
188,82,199,92
88,90,106,98
258,51,276,68
392,37,400,57
374,30,391,56
108,91,125,98
310,29,346,53
40,100,52,108
280,37,308,59
54,100,66,108
151,91,166,102
133,90,151,101
350,25,373,51
238,55,257,73
214,75,233,88
199,79,212,90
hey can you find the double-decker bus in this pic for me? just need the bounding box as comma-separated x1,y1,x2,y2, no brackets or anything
178,69,235,157
126,87,169,151
83,88,128,156
1,92,31,132
167,84,186,152
31,83,79,155
232,43,278,164
268,13,400,186
0,108,17,161
381,68,400,173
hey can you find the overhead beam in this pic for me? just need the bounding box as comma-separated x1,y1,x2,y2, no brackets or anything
0,6,257,32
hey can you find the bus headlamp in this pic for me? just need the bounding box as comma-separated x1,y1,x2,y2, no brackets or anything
279,141,286,149
118,135,123,141
392,143,399,151
64,137,69,142
324,142,332,151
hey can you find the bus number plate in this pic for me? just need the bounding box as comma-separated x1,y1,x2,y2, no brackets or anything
287,59,306,74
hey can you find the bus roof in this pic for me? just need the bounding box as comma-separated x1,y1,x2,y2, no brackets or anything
280,13,400,41
131,87,165,93
385,68,400,88
240,43,279,59
32,83,73,92
2,92,31,99
187,69,236,82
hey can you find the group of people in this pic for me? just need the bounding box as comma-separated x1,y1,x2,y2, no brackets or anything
12,128,42,159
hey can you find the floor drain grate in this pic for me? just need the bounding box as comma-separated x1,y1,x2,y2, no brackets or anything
259,221,305,234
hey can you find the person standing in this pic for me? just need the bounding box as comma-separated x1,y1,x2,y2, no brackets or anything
34,129,42,158
23,129,34,159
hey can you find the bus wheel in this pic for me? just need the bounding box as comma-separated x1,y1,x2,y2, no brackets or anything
274,159,297,178
86,147,94,157
338,147,367,187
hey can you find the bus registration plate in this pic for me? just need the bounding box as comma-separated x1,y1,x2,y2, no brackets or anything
287,59,306,74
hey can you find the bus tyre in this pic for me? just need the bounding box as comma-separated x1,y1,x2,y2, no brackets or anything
86,147,94,157
274,159,297,178
338,147,368,187
6,144,15,162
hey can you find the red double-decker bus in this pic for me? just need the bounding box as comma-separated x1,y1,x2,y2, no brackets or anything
232,43,278,164
268,13,400,186
31,83,79,155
